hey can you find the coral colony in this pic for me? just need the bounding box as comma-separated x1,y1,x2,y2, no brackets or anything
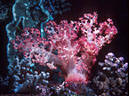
10,12,117,93
1,0,127,95
92,53,128,96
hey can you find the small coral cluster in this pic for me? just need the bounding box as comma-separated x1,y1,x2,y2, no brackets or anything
35,83,96,96
7,56,50,93
91,53,128,96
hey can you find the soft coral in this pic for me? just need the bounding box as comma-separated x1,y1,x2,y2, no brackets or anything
44,12,117,84
12,12,117,85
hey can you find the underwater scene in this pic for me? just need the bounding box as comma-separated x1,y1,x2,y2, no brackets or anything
0,0,128,96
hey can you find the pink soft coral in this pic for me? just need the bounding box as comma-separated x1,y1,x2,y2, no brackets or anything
44,12,117,83
11,12,117,84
